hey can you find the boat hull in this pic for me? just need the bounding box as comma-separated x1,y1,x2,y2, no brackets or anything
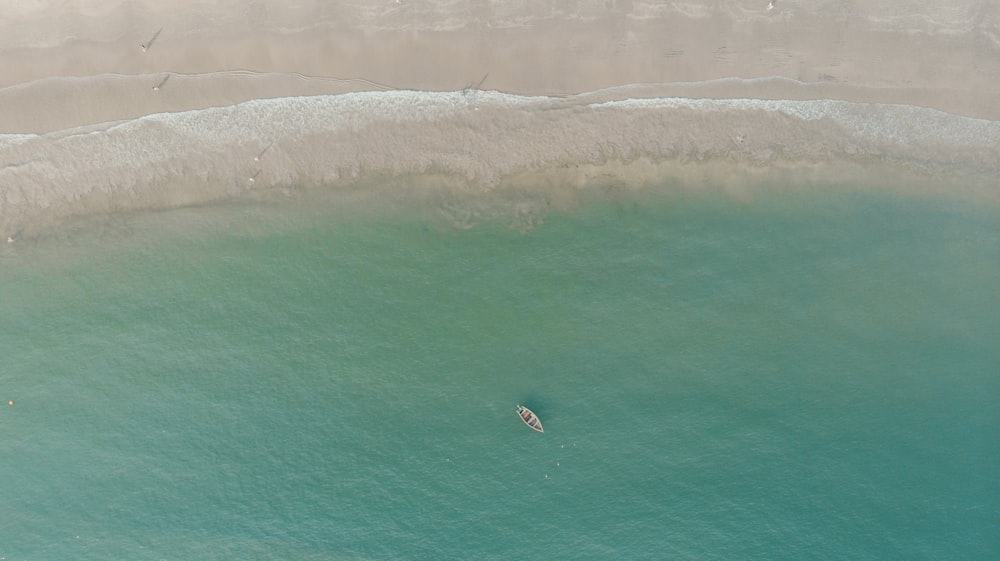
517,405,544,433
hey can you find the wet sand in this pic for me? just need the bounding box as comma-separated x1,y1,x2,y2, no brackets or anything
1,0,998,233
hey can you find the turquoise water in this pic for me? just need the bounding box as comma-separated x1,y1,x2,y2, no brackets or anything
2,186,997,560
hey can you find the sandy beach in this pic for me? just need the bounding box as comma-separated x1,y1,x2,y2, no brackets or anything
1,0,998,233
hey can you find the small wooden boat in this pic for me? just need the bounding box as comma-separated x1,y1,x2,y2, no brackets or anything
517,405,544,433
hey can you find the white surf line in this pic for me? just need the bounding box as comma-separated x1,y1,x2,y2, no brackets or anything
588,96,1000,148
9,87,998,152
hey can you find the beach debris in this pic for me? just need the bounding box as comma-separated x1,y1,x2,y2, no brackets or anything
767,1,775,10
6,236,12,243
140,27,163,52
254,142,274,162
153,74,170,91
462,73,489,109
248,169,261,184
7,400,13,406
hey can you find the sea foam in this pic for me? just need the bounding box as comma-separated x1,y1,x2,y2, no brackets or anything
591,96,1000,148
1,89,998,232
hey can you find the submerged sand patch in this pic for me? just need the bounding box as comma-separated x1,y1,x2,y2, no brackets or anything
2,89,998,234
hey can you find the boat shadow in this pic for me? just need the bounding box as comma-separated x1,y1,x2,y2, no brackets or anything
519,395,552,418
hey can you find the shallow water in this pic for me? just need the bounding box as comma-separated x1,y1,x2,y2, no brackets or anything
2,185,997,560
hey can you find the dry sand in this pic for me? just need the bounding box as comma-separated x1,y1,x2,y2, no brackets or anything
1,0,998,233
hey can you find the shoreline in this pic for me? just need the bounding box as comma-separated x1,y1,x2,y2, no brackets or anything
0,0,998,233
5,75,1000,136
2,89,998,234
